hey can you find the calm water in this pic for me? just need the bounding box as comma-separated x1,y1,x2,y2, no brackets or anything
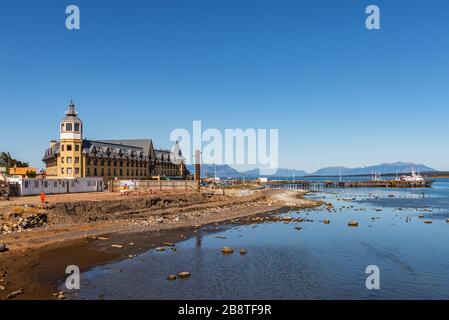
72,178,449,299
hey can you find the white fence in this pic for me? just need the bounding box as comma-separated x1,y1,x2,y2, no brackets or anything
7,177,104,196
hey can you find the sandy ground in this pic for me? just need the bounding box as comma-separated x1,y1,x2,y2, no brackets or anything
0,188,320,300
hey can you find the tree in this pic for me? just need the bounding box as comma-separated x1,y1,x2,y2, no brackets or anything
0,152,29,174
26,170,37,179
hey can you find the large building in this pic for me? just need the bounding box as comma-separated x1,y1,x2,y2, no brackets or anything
43,101,189,181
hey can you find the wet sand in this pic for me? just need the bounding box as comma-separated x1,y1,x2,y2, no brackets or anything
0,189,319,300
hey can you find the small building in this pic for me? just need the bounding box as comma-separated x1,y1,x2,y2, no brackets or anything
8,166,37,178
7,177,104,196
204,176,221,184
258,177,268,184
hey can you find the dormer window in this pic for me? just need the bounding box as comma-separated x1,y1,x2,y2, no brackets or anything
74,123,80,132
66,123,73,131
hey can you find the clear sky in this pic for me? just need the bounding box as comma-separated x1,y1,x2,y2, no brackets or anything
1,0,448,172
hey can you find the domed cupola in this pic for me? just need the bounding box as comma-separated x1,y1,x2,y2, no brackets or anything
60,99,83,140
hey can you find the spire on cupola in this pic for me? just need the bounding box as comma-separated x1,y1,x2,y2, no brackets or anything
66,98,78,116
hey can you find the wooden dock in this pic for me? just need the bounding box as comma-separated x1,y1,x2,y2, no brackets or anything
266,179,432,191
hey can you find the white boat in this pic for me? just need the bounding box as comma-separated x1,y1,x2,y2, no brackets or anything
397,168,425,182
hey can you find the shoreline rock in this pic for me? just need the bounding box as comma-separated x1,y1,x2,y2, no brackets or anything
0,242,7,253
177,272,191,279
221,247,234,254
347,220,359,227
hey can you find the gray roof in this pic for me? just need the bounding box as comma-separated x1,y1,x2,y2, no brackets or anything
43,139,151,162
82,140,149,160
42,138,184,165
99,139,154,156
155,149,171,161
42,142,60,161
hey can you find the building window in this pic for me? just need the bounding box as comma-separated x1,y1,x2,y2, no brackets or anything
66,123,73,131
67,144,72,151
67,168,72,174
74,123,80,132
75,168,79,174
54,181,58,188
61,168,65,174
44,181,48,188
75,157,79,163
87,167,90,176
61,157,65,163
67,157,72,163
75,144,80,151
94,168,97,176
34,181,39,188
61,144,65,151
61,124,64,132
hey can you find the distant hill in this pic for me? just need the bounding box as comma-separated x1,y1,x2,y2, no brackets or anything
241,168,308,177
310,166,351,176
186,164,242,177
311,162,436,176
186,165,308,178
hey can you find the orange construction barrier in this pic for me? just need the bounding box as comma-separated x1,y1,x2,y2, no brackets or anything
40,192,46,204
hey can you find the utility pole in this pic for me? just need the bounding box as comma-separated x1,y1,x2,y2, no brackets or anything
195,150,201,191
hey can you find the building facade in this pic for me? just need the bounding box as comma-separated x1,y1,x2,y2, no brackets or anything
43,101,189,181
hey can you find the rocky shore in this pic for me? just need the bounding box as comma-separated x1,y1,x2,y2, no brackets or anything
0,188,320,300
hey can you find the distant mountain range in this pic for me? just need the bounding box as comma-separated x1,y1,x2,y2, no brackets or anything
241,168,308,177
187,162,436,178
186,164,241,177
186,165,306,178
310,162,436,176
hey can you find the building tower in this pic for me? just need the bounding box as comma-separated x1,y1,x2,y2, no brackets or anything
58,100,83,178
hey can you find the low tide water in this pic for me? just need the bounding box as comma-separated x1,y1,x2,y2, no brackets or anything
72,178,449,300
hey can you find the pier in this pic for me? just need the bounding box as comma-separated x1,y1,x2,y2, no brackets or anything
266,179,432,191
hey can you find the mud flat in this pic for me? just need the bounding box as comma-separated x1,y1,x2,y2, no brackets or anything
0,188,319,300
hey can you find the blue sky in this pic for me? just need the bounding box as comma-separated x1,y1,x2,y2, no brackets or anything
1,0,448,172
